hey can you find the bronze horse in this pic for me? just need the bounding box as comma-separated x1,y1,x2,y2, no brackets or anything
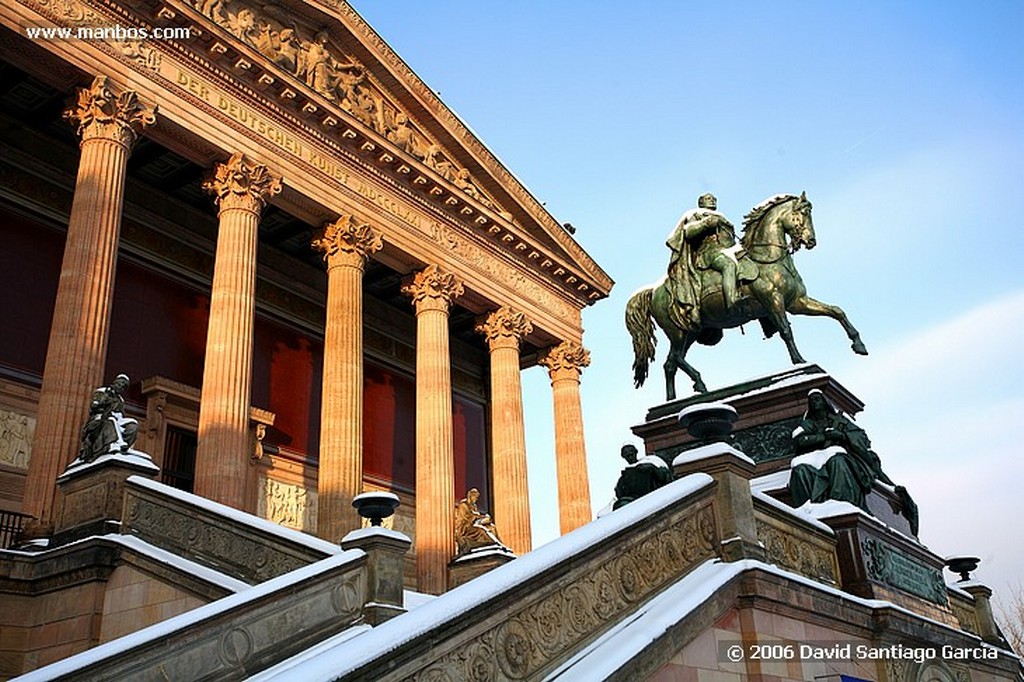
626,193,868,400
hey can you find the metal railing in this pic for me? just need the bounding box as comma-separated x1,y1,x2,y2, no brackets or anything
0,509,32,549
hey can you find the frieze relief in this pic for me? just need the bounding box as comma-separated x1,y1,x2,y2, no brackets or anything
28,0,163,70
949,597,979,635
429,220,578,323
124,492,309,582
756,521,837,584
0,408,35,469
401,501,718,681
258,475,317,532
322,0,602,278
185,0,509,218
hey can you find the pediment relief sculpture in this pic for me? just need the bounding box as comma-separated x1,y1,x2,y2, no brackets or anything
190,0,509,218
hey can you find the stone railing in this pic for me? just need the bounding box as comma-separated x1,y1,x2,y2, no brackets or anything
753,491,839,584
120,476,341,584
18,551,369,682
264,473,720,681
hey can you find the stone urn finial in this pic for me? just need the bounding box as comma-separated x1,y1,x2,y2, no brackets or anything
677,402,738,443
944,555,980,582
352,491,400,527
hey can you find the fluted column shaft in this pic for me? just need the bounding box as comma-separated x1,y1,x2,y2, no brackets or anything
403,266,463,595
312,216,382,542
23,76,155,535
195,153,280,507
477,307,533,555
539,342,592,535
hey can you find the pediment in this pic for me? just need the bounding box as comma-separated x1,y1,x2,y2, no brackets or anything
168,0,612,301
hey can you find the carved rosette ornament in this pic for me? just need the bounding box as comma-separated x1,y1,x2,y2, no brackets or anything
476,306,533,352
538,341,591,380
401,264,465,314
203,152,282,215
63,75,157,148
311,215,383,270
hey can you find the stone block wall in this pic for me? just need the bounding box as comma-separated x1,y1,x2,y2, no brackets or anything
0,579,107,677
99,564,205,643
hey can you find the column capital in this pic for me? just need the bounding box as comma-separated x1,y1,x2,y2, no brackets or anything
311,215,383,271
539,341,590,381
476,306,533,352
63,75,157,148
402,265,464,315
203,152,282,216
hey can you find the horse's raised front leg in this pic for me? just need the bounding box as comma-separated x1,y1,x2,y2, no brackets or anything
788,296,868,355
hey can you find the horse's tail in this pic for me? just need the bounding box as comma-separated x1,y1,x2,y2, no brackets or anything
625,287,657,388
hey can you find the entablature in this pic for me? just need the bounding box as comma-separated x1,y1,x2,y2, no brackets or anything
124,0,608,308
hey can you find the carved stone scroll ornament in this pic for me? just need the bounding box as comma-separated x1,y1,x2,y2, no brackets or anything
401,264,465,314
476,306,533,352
538,341,591,380
202,152,282,214
62,75,157,147
311,214,383,269
406,502,718,681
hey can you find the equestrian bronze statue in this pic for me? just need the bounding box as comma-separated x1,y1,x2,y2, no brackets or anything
626,192,867,400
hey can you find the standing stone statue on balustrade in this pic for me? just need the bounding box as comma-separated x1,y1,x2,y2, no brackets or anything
77,374,140,463
627,191,868,400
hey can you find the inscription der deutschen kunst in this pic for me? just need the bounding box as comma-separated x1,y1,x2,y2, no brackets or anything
173,68,422,230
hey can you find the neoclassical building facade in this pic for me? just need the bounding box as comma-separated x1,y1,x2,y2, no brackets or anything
0,0,612,594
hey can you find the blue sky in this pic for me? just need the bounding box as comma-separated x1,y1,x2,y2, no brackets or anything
349,2,1024,601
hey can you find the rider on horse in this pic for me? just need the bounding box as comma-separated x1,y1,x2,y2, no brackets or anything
665,193,741,330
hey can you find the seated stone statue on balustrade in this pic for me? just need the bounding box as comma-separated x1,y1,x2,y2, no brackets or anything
788,390,919,535
613,444,672,510
454,488,509,556
77,374,139,463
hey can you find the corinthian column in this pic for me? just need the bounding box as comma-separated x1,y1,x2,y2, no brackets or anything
476,306,533,555
311,215,382,541
194,153,281,507
23,76,156,537
539,341,592,535
402,265,464,594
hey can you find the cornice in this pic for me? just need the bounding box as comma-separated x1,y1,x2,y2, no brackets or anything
316,1,613,291
145,0,611,305
10,0,609,319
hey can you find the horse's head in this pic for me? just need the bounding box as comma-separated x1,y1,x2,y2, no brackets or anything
784,191,816,252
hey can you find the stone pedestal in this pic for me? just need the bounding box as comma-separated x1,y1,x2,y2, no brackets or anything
53,452,159,545
960,583,1005,646
448,547,516,588
812,505,957,626
341,526,411,625
673,444,764,562
633,364,862,474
